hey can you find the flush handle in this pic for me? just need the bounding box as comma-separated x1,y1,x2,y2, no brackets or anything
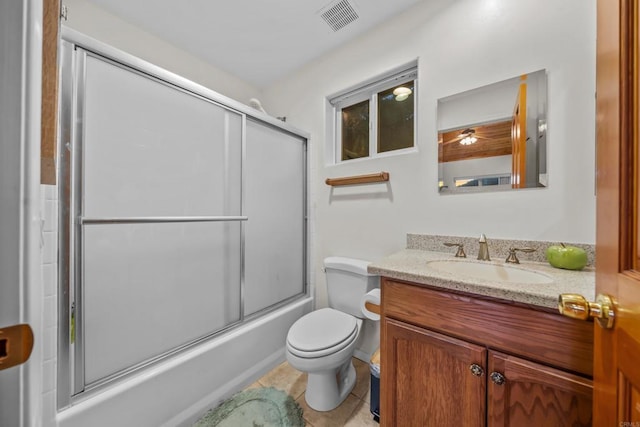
0,324,34,371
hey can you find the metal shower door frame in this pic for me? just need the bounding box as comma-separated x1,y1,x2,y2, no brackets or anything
57,30,309,409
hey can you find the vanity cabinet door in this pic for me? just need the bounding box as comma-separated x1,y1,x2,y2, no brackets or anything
487,351,593,427
382,318,487,427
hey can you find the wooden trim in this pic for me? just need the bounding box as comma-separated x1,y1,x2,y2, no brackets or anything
620,0,637,269
511,81,527,188
364,301,380,315
0,324,34,371
630,0,640,269
41,0,60,185
325,171,389,186
438,120,512,163
595,0,631,424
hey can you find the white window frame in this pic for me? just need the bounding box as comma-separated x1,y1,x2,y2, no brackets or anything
328,62,418,164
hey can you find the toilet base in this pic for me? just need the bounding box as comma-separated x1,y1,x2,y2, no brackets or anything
305,359,356,412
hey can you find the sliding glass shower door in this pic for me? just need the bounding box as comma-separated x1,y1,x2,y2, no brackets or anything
65,48,244,391
58,38,307,407
244,119,306,316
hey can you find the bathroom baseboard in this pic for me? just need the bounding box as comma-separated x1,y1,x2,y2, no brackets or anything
353,349,373,363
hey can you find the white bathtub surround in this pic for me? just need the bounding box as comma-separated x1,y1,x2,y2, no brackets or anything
41,184,59,427
56,298,312,427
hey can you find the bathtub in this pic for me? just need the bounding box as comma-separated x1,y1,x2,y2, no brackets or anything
56,296,312,427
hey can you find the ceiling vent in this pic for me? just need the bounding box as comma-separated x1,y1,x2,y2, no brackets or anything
319,0,359,32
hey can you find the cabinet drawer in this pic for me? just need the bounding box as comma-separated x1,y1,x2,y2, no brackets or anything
382,278,593,376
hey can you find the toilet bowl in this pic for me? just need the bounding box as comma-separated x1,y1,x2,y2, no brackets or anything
286,257,379,411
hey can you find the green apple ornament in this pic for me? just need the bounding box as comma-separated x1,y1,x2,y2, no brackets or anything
545,243,588,270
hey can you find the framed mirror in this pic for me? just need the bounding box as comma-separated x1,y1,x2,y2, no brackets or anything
437,70,547,194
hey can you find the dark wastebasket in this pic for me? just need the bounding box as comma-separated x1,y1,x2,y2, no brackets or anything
370,348,380,423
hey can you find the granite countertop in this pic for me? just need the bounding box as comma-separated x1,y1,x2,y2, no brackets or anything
368,249,596,310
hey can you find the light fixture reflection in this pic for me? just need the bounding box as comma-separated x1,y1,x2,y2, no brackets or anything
459,128,477,145
393,86,412,101
460,135,477,145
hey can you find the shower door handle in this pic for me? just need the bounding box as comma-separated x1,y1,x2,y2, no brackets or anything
79,215,249,224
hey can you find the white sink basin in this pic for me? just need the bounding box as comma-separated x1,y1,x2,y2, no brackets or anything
426,260,553,284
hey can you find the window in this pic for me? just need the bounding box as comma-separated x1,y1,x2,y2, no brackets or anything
329,63,417,163
438,173,511,193
454,175,511,188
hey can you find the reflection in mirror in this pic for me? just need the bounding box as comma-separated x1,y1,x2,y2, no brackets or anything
437,70,547,194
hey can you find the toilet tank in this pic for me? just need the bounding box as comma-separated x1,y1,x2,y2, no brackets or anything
324,257,380,318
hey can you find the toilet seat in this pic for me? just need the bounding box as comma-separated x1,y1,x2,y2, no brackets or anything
287,308,358,358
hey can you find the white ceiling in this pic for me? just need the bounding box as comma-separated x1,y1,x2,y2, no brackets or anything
86,0,423,88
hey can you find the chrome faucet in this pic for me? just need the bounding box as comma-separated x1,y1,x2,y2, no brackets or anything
477,234,491,261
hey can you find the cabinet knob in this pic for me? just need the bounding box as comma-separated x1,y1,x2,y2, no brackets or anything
490,372,505,385
469,363,484,377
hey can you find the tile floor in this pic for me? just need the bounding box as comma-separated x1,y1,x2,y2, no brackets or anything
248,357,379,427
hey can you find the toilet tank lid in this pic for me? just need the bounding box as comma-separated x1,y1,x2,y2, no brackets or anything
324,257,377,276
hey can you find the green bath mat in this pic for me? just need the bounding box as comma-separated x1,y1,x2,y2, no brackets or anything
194,387,305,427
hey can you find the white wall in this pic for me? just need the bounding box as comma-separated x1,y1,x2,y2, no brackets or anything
62,0,261,104
40,185,59,427
437,76,519,130
0,1,45,425
262,0,596,306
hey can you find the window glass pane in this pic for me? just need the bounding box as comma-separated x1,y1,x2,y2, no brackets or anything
341,100,370,160
480,177,499,186
456,178,479,187
378,81,414,153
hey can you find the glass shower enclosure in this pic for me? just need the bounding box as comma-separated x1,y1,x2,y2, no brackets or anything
57,36,307,407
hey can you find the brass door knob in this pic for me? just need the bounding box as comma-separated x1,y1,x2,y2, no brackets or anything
558,293,615,329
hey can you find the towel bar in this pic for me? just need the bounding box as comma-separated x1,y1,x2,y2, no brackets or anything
325,172,389,186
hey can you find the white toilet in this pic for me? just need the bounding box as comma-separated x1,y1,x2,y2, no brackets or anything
286,257,380,411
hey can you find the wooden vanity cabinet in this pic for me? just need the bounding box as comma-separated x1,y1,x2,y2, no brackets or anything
381,277,594,427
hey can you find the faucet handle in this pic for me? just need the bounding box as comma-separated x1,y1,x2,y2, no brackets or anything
505,247,536,264
443,242,466,258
